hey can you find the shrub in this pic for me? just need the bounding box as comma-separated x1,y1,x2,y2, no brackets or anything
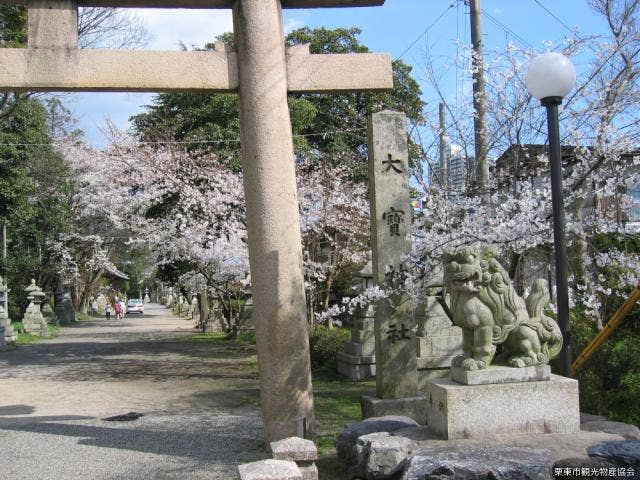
309,325,350,373
573,302,640,425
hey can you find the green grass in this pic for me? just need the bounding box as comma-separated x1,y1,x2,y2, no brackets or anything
190,332,231,344
313,372,375,479
240,357,259,371
15,324,59,344
76,312,96,322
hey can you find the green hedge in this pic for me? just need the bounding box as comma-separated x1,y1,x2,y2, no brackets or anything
309,325,350,373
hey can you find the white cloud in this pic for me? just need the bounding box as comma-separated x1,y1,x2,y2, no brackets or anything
284,18,305,34
130,8,233,50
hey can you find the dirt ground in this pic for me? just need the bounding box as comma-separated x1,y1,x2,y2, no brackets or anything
0,303,265,479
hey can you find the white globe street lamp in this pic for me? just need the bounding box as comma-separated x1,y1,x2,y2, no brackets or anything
526,52,576,377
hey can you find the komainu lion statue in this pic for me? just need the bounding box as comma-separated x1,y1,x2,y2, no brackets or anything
443,246,562,371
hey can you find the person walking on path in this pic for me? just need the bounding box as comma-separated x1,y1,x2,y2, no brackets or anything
114,301,122,320
105,303,112,320
119,299,127,319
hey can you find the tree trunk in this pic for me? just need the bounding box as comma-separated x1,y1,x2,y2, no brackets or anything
198,288,209,332
323,275,334,329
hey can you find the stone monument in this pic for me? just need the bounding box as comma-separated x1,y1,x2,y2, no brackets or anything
41,297,54,323
22,279,49,336
0,276,17,343
361,111,426,424
338,257,377,380
96,293,107,315
165,290,174,308
415,276,463,386
238,294,255,333
424,246,579,439
5,0,393,443
338,304,376,381
188,293,198,318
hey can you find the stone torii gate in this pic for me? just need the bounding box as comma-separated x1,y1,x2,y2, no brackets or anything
1,0,392,442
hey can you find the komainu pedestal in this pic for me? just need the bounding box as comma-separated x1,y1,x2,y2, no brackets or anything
425,372,580,439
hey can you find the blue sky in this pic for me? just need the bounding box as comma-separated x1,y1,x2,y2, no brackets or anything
67,0,610,147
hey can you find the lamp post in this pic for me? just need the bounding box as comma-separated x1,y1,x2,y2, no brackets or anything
526,52,576,377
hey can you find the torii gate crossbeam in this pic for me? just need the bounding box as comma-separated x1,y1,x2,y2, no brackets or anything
1,0,393,443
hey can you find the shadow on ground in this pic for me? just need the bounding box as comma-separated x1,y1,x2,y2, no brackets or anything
0,414,264,462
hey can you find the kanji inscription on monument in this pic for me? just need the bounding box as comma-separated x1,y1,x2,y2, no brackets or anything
368,111,418,400
1,0,394,443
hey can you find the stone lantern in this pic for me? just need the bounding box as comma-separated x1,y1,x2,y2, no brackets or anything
359,253,374,291
22,279,49,336
0,276,16,344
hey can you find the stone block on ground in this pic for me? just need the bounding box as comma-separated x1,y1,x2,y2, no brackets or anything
270,437,318,480
270,437,317,461
338,360,376,381
587,440,640,469
337,420,631,479
351,431,417,480
299,463,317,480
581,420,640,440
237,459,302,480
337,416,418,465
425,375,579,439
399,445,552,480
581,413,608,423
450,364,551,385
361,394,427,425
337,350,376,381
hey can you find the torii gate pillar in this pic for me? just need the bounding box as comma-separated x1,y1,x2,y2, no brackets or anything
233,0,314,442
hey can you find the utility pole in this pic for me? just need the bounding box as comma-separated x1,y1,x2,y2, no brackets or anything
439,102,448,195
468,0,489,197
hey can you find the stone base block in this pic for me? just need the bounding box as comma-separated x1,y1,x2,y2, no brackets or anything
425,374,580,439
338,356,376,381
352,328,375,345
353,317,374,331
418,368,449,392
23,322,48,336
237,459,301,480
416,327,462,358
361,394,427,425
5,329,17,342
299,463,318,480
416,355,458,370
450,364,551,385
344,340,375,357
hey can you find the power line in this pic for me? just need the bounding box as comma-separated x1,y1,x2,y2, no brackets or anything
395,2,457,61
532,0,575,35
482,10,533,50
531,0,598,54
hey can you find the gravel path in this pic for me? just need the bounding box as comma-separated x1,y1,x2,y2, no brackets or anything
0,304,264,479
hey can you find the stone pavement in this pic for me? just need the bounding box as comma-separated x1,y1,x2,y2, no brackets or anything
0,303,264,479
